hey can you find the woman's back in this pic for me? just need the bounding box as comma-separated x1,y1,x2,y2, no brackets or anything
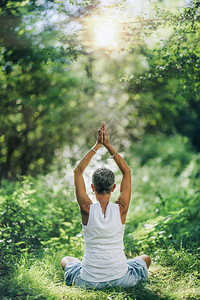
81,201,128,282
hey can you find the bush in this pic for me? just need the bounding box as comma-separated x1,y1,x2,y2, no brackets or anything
127,134,194,174
0,176,81,273
125,208,200,256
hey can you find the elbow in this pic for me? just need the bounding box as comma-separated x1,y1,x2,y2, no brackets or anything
127,168,131,177
123,167,131,175
73,165,83,175
127,167,131,174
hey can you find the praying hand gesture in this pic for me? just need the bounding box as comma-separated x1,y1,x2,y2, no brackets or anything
96,123,104,146
96,122,109,147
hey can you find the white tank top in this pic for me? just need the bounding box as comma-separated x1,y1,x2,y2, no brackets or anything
81,201,128,282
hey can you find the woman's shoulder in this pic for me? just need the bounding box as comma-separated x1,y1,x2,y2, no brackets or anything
110,201,119,206
109,201,121,211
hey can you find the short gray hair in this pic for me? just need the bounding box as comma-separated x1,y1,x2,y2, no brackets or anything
92,167,115,194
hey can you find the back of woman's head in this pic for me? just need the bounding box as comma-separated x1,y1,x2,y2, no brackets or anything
92,167,115,194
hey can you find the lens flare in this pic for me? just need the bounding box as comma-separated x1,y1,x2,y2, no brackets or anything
93,18,118,49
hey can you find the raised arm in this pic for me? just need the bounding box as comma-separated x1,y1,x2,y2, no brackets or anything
73,125,103,217
102,123,131,221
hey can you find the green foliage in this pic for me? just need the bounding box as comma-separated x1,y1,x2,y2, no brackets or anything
1,0,200,297
1,0,200,180
125,1,200,149
0,176,81,273
127,134,194,173
0,178,42,267
125,209,200,255
0,0,86,179
124,136,200,260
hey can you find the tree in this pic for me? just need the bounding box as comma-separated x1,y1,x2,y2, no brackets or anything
124,0,200,149
0,0,87,179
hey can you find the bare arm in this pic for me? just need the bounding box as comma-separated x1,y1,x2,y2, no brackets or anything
73,125,103,215
103,123,131,218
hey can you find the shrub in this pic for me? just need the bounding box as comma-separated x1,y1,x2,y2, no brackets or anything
125,208,200,256
0,177,81,273
127,134,194,174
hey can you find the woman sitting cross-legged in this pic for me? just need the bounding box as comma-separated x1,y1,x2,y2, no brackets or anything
61,122,151,289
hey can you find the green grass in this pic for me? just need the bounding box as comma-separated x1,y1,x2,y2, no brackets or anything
2,248,200,300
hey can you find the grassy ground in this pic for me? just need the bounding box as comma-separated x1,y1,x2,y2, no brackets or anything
2,246,200,299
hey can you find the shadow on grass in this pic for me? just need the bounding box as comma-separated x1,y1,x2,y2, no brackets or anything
0,283,172,300
99,283,172,300
1,272,172,300
128,283,171,300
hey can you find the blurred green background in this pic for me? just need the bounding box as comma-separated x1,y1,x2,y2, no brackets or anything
1,0,199,180
0,0,200,299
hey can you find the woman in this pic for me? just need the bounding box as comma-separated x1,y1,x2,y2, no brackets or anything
61,122,151,289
